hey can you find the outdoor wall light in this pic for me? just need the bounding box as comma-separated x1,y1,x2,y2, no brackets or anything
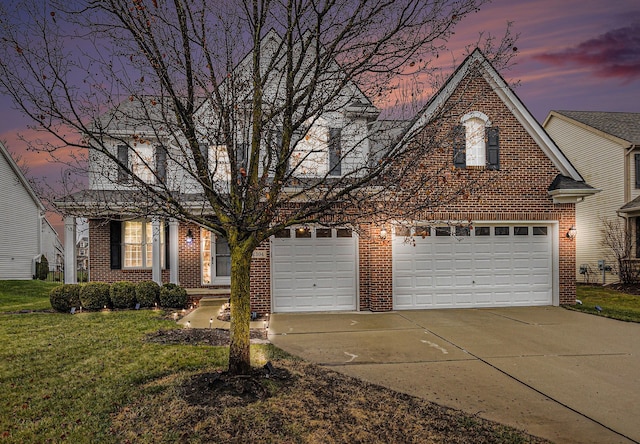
185,228,194,244
566,226,577,239
379,226,388,239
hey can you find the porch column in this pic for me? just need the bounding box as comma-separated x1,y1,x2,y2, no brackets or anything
169,219,179,284
63,216,77,284
151,217,162,285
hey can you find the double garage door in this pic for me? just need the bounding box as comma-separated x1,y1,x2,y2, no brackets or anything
271,224,554,312
393,224,553,309
271,227,358,312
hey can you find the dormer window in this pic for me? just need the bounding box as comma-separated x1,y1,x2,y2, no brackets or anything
453,111,500,170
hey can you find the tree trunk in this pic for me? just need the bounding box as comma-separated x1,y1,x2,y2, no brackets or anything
227,243,253,375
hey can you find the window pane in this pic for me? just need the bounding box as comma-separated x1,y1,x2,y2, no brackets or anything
435,227,450,236
274,229,291,238
124,245,142,267
495,226,509,236
124,221,143,243
395,226,410,237
475,227,490,236
215,236,231,277
316,228,332,238
336,228,352,238
455,226,470,236
415,226,430,237
295,227,312,238
514,227,529,236
533,226,548,236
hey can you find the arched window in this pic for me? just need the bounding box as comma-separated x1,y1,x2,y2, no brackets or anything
453,112,500,170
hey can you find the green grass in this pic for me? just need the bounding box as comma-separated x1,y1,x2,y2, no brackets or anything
0,309,281,443
0,280,59,312
571,284,640,322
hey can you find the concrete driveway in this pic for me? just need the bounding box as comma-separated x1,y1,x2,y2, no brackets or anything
268,307,640,444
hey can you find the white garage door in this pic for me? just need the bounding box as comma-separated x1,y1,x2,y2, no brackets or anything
271,227,357,312
393,224,553,309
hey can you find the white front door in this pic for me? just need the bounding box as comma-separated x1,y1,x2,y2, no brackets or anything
271,226,358,312
393,224,553,309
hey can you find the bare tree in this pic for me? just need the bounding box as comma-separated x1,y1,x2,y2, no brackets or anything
602,217,638,285
0,0,515,374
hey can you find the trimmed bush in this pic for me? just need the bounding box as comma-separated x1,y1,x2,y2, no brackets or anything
159,283,188,308
135,281,160,308
36,255,49,280
110,281,137,309
49,284,81,313
79,282,111,310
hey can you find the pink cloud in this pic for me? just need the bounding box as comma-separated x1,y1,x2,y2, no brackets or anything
535,22,640,81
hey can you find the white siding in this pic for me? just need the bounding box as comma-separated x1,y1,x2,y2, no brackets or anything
545,116,624,283
0,152,41,279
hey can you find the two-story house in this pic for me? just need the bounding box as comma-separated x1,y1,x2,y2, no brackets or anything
0,141,64,279
543,111,640,284
59,48,596,313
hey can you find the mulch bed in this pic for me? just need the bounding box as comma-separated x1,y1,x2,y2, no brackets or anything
145,327,267,345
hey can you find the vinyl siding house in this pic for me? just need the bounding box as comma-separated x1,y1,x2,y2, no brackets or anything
0,142,63,279
59,49,596,313
543,111,640,283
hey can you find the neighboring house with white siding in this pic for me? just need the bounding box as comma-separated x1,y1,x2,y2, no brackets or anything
0,141,63,279
543,111,640,283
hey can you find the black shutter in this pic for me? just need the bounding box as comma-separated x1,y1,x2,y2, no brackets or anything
328,127,342,176
487,127,500,170
453,125,466,168
156,145,167,183
109,220,122,270
237,142,248,170
165,222,170,269
117,145,128,182
199,143,209,166
635,154,640,189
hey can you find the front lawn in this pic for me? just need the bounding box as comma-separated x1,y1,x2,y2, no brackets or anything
1,281,547,443
0,280,57,312
571,284,640,322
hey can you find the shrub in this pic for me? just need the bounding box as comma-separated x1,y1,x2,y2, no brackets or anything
36,255,49,280
159,283,188,308
136,281,160,308
49,284,81,313
79,282,111,310
110,281,137,309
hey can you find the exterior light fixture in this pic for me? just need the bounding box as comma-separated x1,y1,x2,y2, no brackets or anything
380,226,388,239
185,229,194,244
566,226,577,239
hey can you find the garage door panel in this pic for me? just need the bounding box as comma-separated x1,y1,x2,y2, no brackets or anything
272,230,357,312
394,224,553,309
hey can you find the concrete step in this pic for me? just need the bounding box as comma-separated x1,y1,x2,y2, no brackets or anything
198,296,229,307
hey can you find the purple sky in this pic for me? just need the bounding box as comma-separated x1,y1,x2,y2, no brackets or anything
1,0,639,237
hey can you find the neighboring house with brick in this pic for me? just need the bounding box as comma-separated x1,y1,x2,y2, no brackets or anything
0,141,63,279
544,111,640,284
58,49,596,313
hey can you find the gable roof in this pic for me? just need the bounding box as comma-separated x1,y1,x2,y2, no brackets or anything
400,48,584,182
0,141,45,212
546,111,640,146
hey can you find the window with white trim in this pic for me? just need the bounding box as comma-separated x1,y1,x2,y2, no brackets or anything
123,219,165,268
454,111,500,170
201,229,231,284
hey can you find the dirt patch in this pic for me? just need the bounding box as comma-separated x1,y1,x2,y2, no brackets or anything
111,358,549,443
145,327,267,345
607,283,640,295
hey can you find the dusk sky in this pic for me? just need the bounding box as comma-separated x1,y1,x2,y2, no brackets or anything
1,0,639,237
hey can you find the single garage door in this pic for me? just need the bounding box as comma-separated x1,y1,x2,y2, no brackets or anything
271,226,358,312
393,224,553,309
